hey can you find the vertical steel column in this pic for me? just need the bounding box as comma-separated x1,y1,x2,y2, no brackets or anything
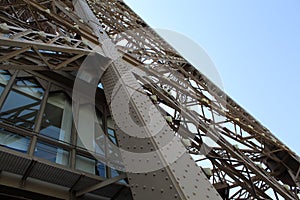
73,1,222,199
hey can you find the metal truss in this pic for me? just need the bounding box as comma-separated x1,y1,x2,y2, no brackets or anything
0,0,101,71
0,0,299,199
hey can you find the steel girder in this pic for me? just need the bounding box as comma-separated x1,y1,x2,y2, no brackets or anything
0,0,100,71
74,0,222,199
0,0,298,199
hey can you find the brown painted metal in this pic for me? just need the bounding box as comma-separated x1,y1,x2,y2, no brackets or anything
0,0,298,199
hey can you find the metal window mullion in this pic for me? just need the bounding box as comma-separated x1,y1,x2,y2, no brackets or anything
103,105,111,179
70,101,79,170
36,135,73,151
34,82,51,132
70,127,77,169
0,70,18,111
28,82,51,157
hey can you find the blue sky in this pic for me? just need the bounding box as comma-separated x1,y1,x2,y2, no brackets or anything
125,0,300,154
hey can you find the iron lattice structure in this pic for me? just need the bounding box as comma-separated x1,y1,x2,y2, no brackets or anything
0,0,299,199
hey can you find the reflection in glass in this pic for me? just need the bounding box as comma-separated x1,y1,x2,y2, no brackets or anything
0,128,30,153
107,117,117,144
40,92,72,143
34,141,69,166
96,161,106,177
106,118,121,167
0,86,3,96
0,77,44,130
111,168,126,184
0,70,11,96
108,128,117,144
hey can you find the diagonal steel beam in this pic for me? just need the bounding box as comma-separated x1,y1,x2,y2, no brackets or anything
75,174,127,197
0,46,31,62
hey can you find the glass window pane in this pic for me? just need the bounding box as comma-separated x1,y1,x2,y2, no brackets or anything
75,154,96,174
0,128,30,153
97,83,103,89
40,91,72,143
95,136,105,156
94,112,105,156
0,70,11,97
107,128,120,164
76,106,103,152
75,155,107,177
76,104,94,149
111,168,126,184
34,141,69,166
0,70,11,85
111,168,119,178
108,128,117,144
96,161,106,177
0,77,45,130
0,87,4,96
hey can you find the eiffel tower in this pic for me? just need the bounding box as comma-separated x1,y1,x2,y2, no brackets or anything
0,0,299,199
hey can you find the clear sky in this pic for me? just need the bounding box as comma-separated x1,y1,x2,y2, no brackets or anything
125,0,300,154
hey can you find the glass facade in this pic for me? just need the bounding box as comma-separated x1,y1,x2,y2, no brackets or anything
0,71,33,153
76,104,103,151
75,154,106,178
0,128,30,153
40,89,72,143
0,76,44,130
75,154,97,174
34,140,69,166
0,70,124,181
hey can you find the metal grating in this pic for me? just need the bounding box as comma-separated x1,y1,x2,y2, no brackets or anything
0,149,31,175
29,162,81,188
